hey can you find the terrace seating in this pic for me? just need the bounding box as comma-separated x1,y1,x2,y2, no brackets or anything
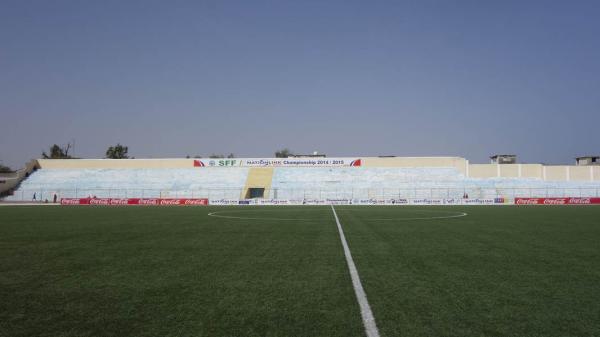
270,167,600,200
4,168,249,201
5,166,600,201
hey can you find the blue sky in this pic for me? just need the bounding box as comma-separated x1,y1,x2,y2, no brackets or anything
1,0,599,168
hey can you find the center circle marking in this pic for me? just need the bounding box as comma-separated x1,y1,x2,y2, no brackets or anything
208,208,468,221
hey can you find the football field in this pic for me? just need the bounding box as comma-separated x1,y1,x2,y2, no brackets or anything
1,205,599,337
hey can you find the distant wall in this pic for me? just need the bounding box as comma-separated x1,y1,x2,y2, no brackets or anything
362,157,468,174
545,166,568,181
570,166,591,181
521,164,543,178
469,164,499,178
467,163,598,182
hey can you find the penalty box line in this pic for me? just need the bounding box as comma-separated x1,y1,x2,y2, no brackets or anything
331,205,380,337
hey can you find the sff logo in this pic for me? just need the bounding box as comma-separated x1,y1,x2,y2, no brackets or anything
216,160,237,166
194,159,238,167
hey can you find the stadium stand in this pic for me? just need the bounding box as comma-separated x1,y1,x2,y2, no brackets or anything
4,158,600,202
4,168,249,201
271,167,600,200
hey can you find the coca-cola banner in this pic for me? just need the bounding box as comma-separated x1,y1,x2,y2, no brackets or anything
515,197,600,205
127,198,160,205
61,198,208,206
60,198,91,205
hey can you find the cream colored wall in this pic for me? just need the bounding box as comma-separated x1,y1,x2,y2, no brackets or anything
520,164,543,178
465,163,595,182
468,164,498,178
544,166,568,181
594,167,600,181
570,166,590,181
361,157,468,174
499,164,519,178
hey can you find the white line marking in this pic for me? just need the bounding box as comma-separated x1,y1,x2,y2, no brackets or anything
331,205,380,337
335,208,468,221
207,210,310,221
208,208,467,222
371,213,467,221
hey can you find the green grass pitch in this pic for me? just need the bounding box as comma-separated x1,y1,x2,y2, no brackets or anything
1,205,599,337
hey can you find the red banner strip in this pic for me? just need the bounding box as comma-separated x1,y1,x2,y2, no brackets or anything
61,198,208,206
514,197,600,205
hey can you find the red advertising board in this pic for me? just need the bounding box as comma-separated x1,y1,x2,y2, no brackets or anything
60,198,91,205
515,197,600,205
61,198,208,206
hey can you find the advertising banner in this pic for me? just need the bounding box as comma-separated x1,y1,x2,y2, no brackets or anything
255,199,294,205
411,199,444,205
134,198,160,205
353,199,387,205
194,158,362,168
326,199,351,205
60,198,91,205
388,199,410,205
209,199,240,205
299,199,328,205
514,197,600,205
60,197,522,206
61,198,208,206
463,198,496,205
206,198,513,206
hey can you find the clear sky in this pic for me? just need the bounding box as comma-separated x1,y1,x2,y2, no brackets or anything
1,0,599,168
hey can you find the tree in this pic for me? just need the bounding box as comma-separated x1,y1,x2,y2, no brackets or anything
105,144,129,159
42,143,73,159
275,148,293,158
208,153,234,158
0,163,13,173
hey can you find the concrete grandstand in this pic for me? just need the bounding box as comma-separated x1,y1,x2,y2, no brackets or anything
2,156,600,205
